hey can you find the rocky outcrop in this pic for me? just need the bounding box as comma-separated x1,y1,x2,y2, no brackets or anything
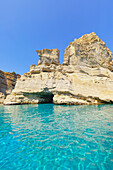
0,92,5,104
63,32,113,70
36,49,59,65
0,70,20,103
4,32,113,105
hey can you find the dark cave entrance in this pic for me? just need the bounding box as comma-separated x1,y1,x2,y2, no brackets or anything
38,87,54,103
24,87,54,104
39,92,54,103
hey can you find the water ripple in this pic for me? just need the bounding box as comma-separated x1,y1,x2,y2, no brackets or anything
0,104,113,169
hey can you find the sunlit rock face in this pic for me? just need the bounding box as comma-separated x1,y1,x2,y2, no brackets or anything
36,49,60,66
0,70,20,104
4,32,113,105
63,32,113,70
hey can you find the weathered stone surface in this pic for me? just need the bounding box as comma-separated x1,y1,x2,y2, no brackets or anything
0,70,20,103
63,32,113,71
36,49,59,65
0,92,5,104
4,32,113,105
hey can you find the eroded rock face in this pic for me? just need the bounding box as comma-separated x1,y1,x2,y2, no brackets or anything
63,32,113,70
36,49,59,65
0,70,20,103
0,92,5,104
4,32,113,105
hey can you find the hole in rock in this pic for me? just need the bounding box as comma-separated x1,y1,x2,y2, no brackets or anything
39,92,54,103
24,91,54,104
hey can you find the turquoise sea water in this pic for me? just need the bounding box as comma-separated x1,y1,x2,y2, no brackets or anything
0,104,113,170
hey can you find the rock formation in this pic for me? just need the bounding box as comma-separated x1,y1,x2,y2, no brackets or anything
0,70,20,103
4,32,113,105
63,32,113,71
36,49,59,65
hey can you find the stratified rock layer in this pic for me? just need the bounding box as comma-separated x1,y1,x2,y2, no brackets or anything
0,70,20,103
4,33,113,105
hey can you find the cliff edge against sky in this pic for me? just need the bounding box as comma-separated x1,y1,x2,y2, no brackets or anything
3,32,113,105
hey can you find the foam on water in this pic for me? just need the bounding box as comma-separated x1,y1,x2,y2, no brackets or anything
0,104,113,169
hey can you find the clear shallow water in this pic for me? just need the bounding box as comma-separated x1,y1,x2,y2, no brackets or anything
0,104,113,170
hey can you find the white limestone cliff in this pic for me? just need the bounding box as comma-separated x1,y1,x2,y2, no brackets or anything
4,33,113,105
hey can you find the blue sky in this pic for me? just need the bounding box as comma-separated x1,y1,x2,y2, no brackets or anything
0,0,113,75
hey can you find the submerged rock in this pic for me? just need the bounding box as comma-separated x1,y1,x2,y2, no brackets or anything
4,32,113,105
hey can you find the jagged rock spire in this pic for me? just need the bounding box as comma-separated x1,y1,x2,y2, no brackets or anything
36,49,60,66
63,32,113,70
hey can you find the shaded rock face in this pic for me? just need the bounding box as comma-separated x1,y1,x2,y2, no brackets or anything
0,70,20,103
4,32,113,105
0,92,5,104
